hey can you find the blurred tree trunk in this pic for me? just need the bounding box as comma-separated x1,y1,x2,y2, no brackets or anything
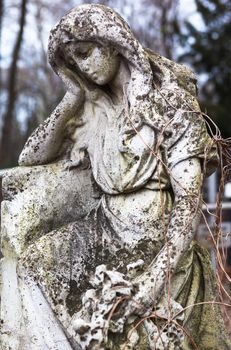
159,0,178,59
144,0,179,59
0,0,27,168
0,0,3,92
0,0,3,38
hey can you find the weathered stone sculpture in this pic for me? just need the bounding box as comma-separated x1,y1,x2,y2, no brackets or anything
1,4,231,350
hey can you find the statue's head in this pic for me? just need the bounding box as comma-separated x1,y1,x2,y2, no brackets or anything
49,5,151,80
50,7,151,90
48,4,164,132
63,41,120,86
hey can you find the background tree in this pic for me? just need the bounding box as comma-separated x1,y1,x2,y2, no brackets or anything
0,0,27,167
178,0,231,138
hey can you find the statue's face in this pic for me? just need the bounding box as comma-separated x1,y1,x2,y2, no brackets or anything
68,41,120,85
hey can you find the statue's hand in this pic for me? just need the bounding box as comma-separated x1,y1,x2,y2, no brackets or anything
62,157,90,171
109,279,154,333
124,287,154,319
62,159,82,171
57,62,85,100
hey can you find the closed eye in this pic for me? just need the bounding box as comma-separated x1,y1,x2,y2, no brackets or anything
75,51,90,60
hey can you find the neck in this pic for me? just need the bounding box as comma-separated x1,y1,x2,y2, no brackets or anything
109,59,130,105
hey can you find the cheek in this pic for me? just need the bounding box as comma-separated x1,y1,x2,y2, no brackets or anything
77,60,90,74
95,54,119,81
92,50,109,72
92,47,119,77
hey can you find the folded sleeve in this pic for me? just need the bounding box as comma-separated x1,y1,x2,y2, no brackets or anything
164,111,219,176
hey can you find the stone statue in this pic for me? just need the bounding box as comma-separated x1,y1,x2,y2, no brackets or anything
1,4,230,350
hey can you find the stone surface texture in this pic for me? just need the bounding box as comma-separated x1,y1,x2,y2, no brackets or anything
1,4,231,350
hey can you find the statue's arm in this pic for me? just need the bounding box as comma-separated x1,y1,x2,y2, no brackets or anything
18,91,84,166
133,157,202,308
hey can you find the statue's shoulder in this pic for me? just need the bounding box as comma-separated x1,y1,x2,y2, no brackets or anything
145,49,208,152
145,49,198,97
